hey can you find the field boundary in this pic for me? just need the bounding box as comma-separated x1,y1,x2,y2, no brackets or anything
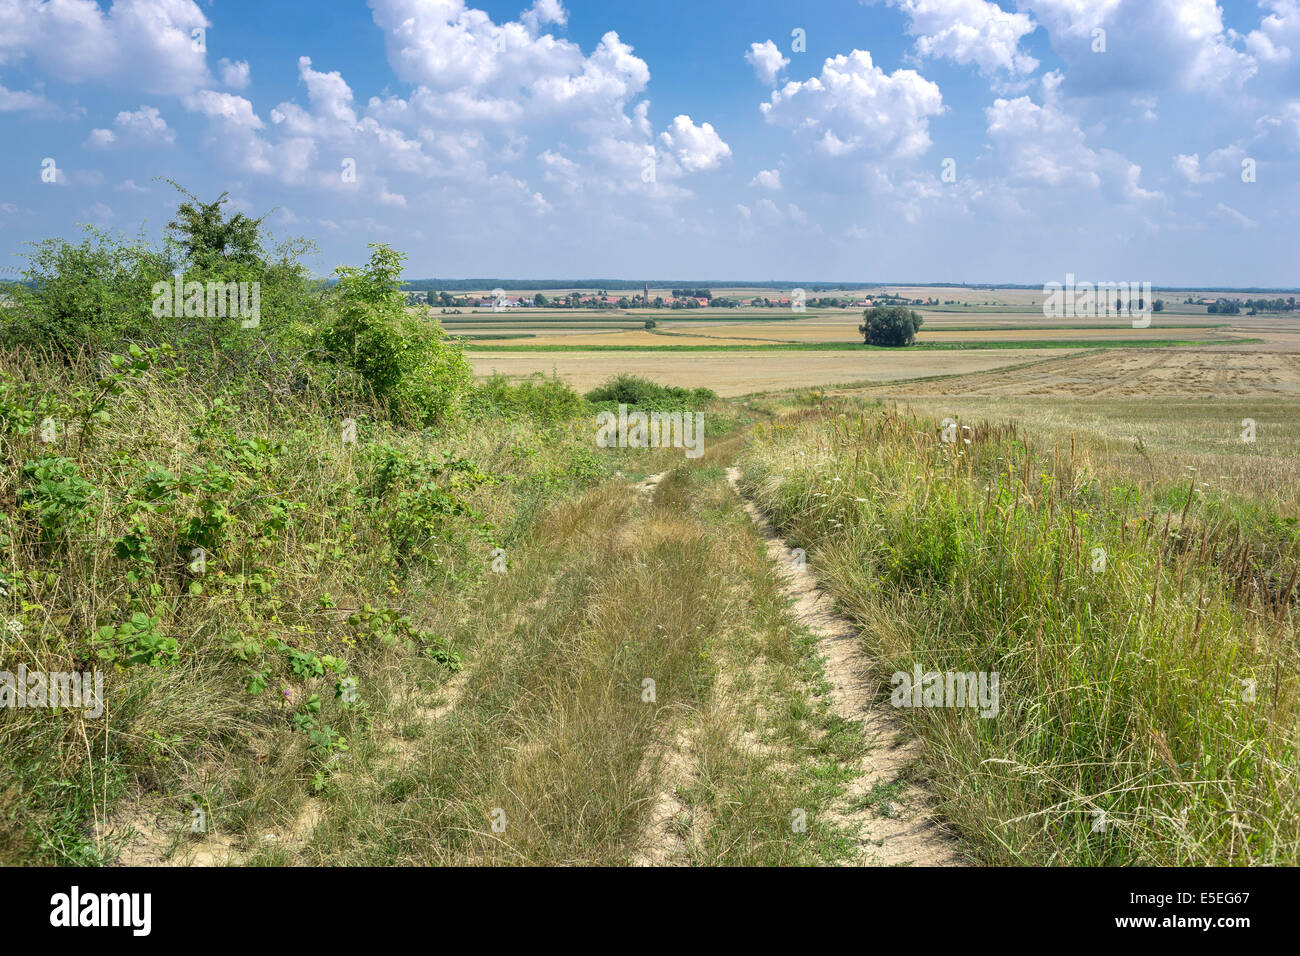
464,338,1248,353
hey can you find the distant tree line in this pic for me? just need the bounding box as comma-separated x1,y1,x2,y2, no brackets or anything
400,279,885,293
1184,296,1296,315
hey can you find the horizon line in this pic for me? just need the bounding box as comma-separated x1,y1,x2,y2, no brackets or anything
399,279,1300,294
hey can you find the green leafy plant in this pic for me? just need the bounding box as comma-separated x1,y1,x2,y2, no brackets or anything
2,227,172,352
347,604,462,671
18,456,96,541
94,609,177,667
469,372,585,424
367,447,494,563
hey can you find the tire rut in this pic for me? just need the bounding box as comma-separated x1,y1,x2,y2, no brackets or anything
725,467,966,866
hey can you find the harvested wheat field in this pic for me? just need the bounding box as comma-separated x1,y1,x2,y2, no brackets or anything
862,347,1300,399
832,345,1300,514
469,328,779,347
470,347,1072,396
651,321,1238,345
469,315,1249,348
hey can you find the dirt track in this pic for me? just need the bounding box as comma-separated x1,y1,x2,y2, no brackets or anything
726,467,965,866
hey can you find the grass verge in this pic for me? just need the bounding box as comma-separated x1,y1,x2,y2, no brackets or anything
739,403,1299,865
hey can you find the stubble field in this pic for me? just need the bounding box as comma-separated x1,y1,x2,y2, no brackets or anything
459,286,1277,395
469,347,1075,395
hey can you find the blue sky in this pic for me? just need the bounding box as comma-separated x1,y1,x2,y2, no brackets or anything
1,0,1297,285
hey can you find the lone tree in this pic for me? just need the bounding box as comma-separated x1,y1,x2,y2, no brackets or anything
163,179,267,272
859,305,923,347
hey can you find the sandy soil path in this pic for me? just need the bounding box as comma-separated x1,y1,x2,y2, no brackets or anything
726,467,966,866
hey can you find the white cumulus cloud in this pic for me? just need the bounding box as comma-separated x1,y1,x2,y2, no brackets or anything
1021,0,1256,95
984,79,1160,202
761,49,944,161
745,40,789,85
0,0,212,95
658,115,731,173
884,0,1038,75
219,58,251,90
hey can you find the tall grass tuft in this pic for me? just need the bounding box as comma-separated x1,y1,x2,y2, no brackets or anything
740,405,1300,865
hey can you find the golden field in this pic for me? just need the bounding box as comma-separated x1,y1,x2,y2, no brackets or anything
468,347,1075,396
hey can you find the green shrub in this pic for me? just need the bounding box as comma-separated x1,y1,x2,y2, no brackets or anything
585,373,715,410
2,228,171,352
322,244,471,426
2,184,326,382
157,183,326,376
469,373,585,423
859,305,924,347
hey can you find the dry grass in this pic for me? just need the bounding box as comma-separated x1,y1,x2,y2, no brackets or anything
739,402,1300,865
266,462,867,866
835,347,1300,516
1,346,872,867
0,345,604,864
